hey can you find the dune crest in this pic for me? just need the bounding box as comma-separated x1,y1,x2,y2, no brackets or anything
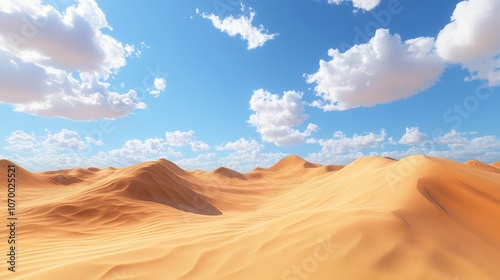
464,159,500,174
268,154,321,172
490,161,500,169
1,155,499,280
212,167,246,180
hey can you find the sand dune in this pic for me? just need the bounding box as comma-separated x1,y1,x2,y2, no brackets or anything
490,161,500,169
0,155,499,279
464,159,500,174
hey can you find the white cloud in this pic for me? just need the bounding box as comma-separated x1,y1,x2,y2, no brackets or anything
106,138,182,165
433,130,469,146
432,130,500,155
85,137,103,146
317,129,386,154
190,140,210,152
165,130,210,152
4,137,182,171
307,29,445,111
307,128,500,165
165,130,195,147
174,153,217,171
328,0,381,11
378,130,500,163
43,129,86,150
307,129,387,164
218,150,287,172
148,77,167,95
248,89,318,146
4,129,100,153
215,138,287,172
399,127,428,146
435,0,500,86
216,138,263,153
4,130,36,152
0,0,145,120
154,78,166,91
4,127,500,172
198,6,277,50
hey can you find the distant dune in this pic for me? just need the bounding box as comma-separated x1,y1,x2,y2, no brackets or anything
489,161,500,170
464,159,500,174
0,155,499,279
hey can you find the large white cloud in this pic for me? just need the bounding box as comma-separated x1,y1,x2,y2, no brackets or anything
328,0,381,11
174,153,217,171
216,138,263,153
433,130,470,146
315,129,386,154
197,6,277,50
2,129,184,170
308,128,500,165
436,0,500,86
43,129,87,150
4,127,500,172
307,29,445,111
218,150,286,172
214,138,287,171
399,127,428,146
307,130,385,165
106,138,182,165
248,89,318,146
165,130,210,152
432,130,500,154
190,141,210,152
4,130,36,152
0,0,145,120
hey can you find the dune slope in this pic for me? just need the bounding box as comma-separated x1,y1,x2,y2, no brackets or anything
0,155,499,280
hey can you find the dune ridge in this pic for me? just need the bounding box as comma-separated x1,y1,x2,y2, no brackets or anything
464,159,500,174
491,161,500,169
0,155,499,279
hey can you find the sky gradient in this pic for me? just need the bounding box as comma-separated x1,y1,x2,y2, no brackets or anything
1,0,499,172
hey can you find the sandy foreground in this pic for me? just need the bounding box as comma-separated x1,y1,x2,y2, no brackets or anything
0,155,499,280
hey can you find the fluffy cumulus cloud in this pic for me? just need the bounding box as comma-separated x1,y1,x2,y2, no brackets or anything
248,89,318,146
165,130,195,147
106,138,182,165
197,5,277,50
3,127,500,172
307,128,500,165
307,29,445,111
165,130,210,152
2,129,185,170
218,150,286,172
5,129,90,152
328,0,381,11
433,130,470,146
309,129,386,158
0,0,145,120
216,138,263,153
148,78,167,95
307,130,386,164
399,127,428,146
428,132,500,162
43,129,87,150
4,130,36,152
213,138,286,171
190,141,210,152
435,0,500,86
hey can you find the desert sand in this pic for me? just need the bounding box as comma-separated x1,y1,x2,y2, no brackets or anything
0,155,499,280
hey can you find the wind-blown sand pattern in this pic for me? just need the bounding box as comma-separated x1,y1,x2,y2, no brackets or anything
0,155,499,280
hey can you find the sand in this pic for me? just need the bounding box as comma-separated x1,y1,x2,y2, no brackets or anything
0,155,499,279
464,159,500,174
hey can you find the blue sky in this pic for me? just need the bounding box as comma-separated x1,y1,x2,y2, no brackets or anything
1,0,499,171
